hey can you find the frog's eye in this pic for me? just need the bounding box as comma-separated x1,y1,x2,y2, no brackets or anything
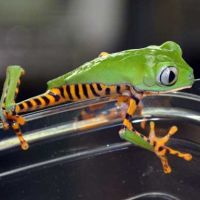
158,66,178,86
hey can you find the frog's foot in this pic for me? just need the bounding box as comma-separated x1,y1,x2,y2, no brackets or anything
149,121,192,173
1,111,29,150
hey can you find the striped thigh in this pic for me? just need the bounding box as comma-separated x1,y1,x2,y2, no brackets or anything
15,83,130,114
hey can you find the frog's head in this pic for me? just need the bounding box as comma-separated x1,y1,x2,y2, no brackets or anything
135,41,194,93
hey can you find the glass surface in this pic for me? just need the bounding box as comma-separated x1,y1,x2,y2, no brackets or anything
0,82,200,200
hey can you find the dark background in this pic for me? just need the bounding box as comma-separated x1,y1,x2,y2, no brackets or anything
0,0,199,100
0,2,199,199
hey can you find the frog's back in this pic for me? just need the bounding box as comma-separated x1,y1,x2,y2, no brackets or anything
46,41,190,92
47,49,146,89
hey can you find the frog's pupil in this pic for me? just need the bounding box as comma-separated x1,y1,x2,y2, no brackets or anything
168,70,175,83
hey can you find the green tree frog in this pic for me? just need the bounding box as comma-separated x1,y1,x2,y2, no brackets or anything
0,41,194,173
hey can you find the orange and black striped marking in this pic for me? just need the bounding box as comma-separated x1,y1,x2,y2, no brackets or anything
15,83,134,114
12,122,29,150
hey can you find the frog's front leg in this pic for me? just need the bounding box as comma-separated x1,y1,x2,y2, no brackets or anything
119,96,192,173
0,66,28,150
147,122,192,173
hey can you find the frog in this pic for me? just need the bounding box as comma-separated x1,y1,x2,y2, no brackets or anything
0,41,194,173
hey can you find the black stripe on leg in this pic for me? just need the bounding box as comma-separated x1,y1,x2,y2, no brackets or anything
131,95,140,105
75,84,81,99
96,83,102,91
19,103,25,110
33,98,42,106
59,87,65,98
41,96,50,105
116,85,121,94
66,85,73,100
90,84,100,97
26,101,33,108
105,88,110,95
13,127,20,132
125,113,132,120
82,84,89,98
48,92,60,102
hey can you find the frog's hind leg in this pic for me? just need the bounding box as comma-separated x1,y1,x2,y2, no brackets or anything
0,66,28,150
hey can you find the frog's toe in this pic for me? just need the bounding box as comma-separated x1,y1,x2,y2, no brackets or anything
164,146,192,161
149,121,192,173
12,122,29,150
21,141,29,150
160,155,172,174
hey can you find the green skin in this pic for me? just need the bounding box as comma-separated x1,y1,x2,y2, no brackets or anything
0,66,24,120
0,41,194,152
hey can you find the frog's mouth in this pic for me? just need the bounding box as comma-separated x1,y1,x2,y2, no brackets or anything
142,85,192,95
149,77,197,94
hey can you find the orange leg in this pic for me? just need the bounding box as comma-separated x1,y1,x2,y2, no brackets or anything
118,96,192,173
12,122,29,150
